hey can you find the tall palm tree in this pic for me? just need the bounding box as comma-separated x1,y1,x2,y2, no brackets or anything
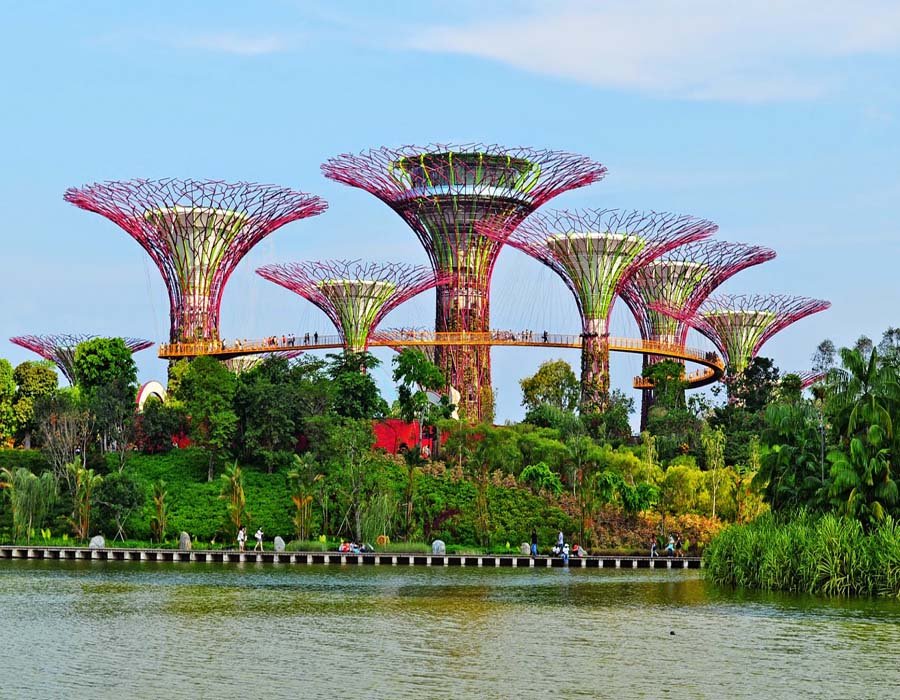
827,347,900,442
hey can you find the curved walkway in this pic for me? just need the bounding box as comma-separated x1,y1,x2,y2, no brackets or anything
158,330,724,388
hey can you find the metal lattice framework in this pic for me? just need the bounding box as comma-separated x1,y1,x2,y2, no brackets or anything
481,209,716,412
64,179,327,343
10,333,154,385
322,143,606,421
256,260,443,352
657,294,832,375
792,370,827,390
619,240,775,428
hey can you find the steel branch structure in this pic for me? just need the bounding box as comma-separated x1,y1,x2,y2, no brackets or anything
64,179,327,343
256,260,442,352
322,144,606,421
10,333,153,385
482,209,716,412
657,294,831,375
224,350,304,375
619,241,775,427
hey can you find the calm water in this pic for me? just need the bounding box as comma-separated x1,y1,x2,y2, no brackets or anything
1,561,898,699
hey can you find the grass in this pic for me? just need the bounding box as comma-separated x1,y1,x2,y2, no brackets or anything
703,512,900,598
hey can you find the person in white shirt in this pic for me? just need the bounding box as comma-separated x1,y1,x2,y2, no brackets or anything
254,528,264,551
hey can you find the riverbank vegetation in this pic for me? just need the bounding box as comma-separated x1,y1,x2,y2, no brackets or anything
1,330,899,578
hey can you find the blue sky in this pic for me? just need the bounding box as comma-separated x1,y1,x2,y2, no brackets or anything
2,1,898,424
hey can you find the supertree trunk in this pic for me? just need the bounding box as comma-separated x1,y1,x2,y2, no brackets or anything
434,280,493,421
580,319,609,413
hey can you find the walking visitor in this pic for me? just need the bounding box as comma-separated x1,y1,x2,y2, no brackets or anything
530,528,538,557
254,528,264,551
237,526,246,552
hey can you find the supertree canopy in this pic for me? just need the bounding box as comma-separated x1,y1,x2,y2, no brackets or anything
256,260,442,353
224,350,304,375
658,294,831,375
618,240,775,427
10,333,153,385
322,143,607,421
64,179,327,343
481,209,716,412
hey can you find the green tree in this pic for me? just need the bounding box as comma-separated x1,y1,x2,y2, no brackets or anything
727,357,780,412
288,455,322,541
134,397,188,454
701,427,726,520
757,400,827,512
96,471,144,541
0,467,58,543
13,360,58,448
67,459,102,541
583,389,634,444
829,424,898,529
0,358,18,444
234,357,300,472
827,347,900,444
642,359,688,410
326,352,388,420
73,337,139,463
519,359,579,413
219,462,248,537
150,480,168,543
392,348,451,453
176,356,238,481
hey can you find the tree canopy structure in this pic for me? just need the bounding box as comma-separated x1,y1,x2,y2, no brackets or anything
658,294,831,375
481,208,716,412
9,334,153,385
64,179,326,343
257,260,442,353
619,240,775,427
322,143,606,421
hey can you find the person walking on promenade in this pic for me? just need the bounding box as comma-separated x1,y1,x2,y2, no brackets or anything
674,534,684,558
531,528,538,557
237,526,246,552
666,535,675,557
650,537,658,558
254,528,264,552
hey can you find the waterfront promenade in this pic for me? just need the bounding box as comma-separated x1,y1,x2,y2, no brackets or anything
0,545,701,569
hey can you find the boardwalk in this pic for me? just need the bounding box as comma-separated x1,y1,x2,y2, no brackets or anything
0,545,702,569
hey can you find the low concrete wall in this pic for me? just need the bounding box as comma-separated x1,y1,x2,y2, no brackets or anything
0,545,701,569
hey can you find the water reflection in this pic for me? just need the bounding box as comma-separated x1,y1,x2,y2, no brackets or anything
1,561,898,699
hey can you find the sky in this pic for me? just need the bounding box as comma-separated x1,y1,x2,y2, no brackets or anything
2,1,899,425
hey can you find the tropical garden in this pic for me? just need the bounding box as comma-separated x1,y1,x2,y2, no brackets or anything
1,330,899,595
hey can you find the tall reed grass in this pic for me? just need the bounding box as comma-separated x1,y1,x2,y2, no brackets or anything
704,512,900,597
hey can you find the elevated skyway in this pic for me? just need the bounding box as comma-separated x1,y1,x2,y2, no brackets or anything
158,330,724,389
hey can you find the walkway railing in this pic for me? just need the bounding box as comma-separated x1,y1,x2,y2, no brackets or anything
158,329,724,388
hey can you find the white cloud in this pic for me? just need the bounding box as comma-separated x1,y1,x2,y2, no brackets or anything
172,32,290,56
408,0,900,102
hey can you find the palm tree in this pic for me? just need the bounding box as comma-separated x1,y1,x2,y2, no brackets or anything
827,347,900,442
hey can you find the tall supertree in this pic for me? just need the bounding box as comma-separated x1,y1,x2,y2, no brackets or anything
256,260,442,353
618,241,776,428
657,293,831,376
10,333,153,384
322,144,606,421
64,179,327,343
481,209,716,412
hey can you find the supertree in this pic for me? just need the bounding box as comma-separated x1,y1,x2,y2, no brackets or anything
657,293,831,376
618,241,775,428
64,179,327,344
10,333,153,385
256,260,442,353
322,144,606,421
481,209,716,412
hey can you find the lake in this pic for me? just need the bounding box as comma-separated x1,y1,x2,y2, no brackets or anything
1,560,898,699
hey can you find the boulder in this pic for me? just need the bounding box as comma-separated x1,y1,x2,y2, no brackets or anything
179,532,192,551
431,539,446,555
520,542,531,556
274,536,286,553
88,535,105,549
